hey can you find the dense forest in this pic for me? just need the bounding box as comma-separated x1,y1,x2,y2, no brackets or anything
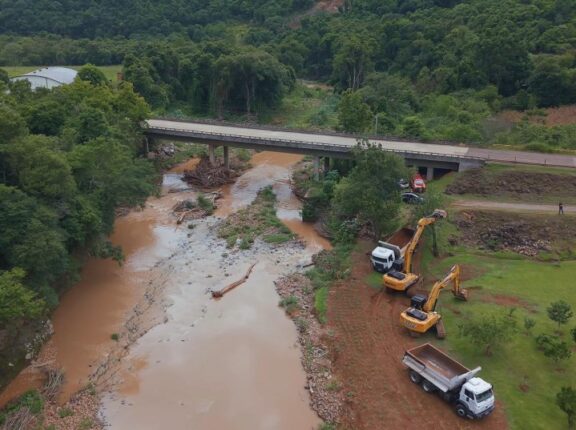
2,0,575,149
0,69,155,377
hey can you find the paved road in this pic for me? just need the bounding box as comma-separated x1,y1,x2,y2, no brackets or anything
452,199,576,213
146,119,576,168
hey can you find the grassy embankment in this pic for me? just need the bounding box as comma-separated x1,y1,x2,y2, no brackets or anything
218,186,295,249
416,166,576,429
3,65,122,81
262,82,339,130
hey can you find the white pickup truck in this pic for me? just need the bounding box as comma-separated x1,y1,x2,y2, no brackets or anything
403,343,495,419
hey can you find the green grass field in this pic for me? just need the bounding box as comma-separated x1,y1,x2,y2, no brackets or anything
412,169,576,428
262,82,340,130
2,65,122,81
420,245,576,429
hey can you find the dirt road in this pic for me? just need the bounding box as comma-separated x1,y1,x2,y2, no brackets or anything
452,199,576,214
328,242,508,430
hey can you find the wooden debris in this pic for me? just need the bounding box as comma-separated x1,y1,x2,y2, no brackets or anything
183,157,238,188
211,263,257,298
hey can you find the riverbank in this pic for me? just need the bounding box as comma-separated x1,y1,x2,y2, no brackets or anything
0,151,330,429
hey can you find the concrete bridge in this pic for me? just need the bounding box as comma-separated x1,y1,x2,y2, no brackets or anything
145,119,576,179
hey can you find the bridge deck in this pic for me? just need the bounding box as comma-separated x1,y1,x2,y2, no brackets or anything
146,119,576,168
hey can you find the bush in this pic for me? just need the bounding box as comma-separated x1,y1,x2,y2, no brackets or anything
58,407,74,418
314,287,329,324
536,334,572,363
279,296,299,314
524,316,536,332
525,142,556,153
196,195,215,215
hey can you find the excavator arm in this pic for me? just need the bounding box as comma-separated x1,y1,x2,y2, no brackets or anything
423,265,468,313
403,209,447,274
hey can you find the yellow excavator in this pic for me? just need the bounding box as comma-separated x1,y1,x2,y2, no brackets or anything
383,209,447,293
400,264,468,339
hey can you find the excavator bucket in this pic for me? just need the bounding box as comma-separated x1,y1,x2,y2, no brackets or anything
431,209,448,219
436,319,446,339
455,288,469,301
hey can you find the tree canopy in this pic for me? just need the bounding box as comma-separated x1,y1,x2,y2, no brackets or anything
0,76,155,321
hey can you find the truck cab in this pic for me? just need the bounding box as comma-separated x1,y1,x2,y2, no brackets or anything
456,378,495,419
370,245,396,273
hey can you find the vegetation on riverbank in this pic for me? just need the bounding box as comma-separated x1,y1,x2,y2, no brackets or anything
218,186,295,249
408,167,576,429
0,66,156,387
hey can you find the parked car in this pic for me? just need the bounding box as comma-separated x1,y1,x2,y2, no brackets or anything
402,192,424,204
398,178,410,190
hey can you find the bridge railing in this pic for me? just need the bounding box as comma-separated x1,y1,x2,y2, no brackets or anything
145,125,486,163
150,116,468,147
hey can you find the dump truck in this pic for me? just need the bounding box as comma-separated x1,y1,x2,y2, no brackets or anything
370,227,414,273
382,209,447,291
403,343,495,419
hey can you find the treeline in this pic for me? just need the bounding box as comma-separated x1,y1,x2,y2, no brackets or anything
0,0,313,38
1,0,575,148
0,68,155,325
123,42,295,115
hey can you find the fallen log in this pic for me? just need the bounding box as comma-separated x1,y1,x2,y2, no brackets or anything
211,262,257,298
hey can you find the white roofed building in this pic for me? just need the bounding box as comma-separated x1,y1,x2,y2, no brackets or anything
10,67,78,90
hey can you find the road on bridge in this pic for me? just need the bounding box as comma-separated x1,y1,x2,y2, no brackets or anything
146,119,576,168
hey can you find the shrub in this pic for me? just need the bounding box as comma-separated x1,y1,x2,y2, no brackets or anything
58,407,74,418
314,287,329,324
524,317,536,332
196,195,214,215
279,296,299,314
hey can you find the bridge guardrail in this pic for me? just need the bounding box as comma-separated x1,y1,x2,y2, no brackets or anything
145,126,485,163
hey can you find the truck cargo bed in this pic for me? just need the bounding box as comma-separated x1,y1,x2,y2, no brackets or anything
409,343,468,379
403,343,479,392
386,227,414,248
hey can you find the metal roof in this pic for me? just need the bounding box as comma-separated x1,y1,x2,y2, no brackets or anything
16,67,78,84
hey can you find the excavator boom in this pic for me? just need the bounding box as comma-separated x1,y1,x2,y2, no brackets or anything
383,209,447,293
400,264,468,337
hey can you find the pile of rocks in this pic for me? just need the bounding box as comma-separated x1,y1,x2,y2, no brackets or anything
275,273,343,425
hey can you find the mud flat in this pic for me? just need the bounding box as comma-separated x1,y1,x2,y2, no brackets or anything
0,151,328,429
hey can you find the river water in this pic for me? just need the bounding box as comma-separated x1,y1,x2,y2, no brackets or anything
1,151,324,429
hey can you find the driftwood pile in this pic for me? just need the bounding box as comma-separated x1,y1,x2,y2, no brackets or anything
183,157,237,188
172,192,221,224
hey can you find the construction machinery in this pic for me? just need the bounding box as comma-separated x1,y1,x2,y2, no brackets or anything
370,227,414,273
382,209,447,292
403,343,495,419
400,264,468,338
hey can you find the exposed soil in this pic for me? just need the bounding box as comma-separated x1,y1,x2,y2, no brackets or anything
453,210,576,257
478,294,535,311
446,168,576,201
498,105,576,127
289,0,344,28
326,241,507,429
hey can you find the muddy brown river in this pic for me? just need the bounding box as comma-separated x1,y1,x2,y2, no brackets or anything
1,151,324,429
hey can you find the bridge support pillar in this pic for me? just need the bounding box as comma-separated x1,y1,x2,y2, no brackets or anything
208,144,216,165
426,166,434,181
323,157,330,174
223,145,230,169
313,156,320,180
